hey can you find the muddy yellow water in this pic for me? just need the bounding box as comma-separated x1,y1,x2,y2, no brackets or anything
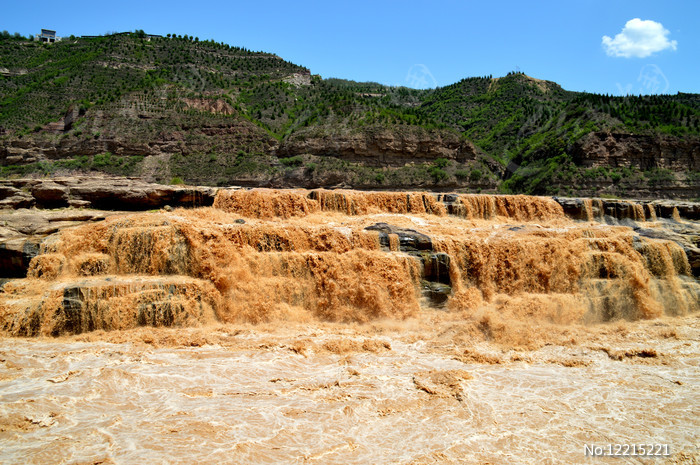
0,189,698,463
1,314,698,464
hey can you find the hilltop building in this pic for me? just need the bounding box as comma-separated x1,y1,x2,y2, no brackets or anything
35,29,61,43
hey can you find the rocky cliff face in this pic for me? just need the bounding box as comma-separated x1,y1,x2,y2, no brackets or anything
0,119,277,167
1,120,501,190
572,131,700,171
278,126,480,167
1,126,698,196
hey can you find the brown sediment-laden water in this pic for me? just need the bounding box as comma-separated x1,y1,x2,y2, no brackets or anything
0,189,698,464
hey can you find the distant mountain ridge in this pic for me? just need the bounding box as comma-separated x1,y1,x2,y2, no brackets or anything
1,32,698,198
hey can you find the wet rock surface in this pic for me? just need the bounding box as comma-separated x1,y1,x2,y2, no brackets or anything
365,223,451,306
364,223,433,252
554,196,700,222
635,225,700,277
0,237,41,278
554,196,700,277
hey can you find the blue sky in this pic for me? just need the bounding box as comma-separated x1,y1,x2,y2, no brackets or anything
2,0,698,95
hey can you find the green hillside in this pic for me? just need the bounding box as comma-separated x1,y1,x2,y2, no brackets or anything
1,31,699,198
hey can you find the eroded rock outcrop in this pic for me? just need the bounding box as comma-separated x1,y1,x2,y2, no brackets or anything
0,176,218,210
554,197,700,222
0,119,277,167
572,132,700,171
278,126,480,166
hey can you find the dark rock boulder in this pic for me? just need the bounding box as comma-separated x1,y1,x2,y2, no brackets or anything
553,197,589,220
422,252,451,285
652,200,700,221
0,209,116,278
365,223,433,252
0,237,42,278
554,197,700,222
422,281,452,307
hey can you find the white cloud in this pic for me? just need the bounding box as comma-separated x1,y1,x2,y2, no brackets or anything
602,18,677,58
